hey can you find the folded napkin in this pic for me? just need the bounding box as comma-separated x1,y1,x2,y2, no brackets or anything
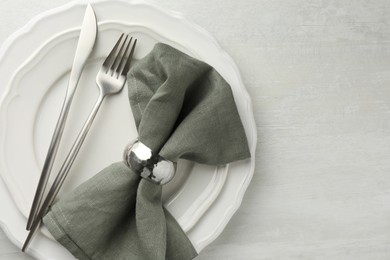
43,43,250,260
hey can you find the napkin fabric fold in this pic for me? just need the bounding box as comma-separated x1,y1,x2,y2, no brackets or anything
43,43,250,260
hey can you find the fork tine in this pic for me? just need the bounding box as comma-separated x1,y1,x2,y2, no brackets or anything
121,38,137,76
116,37,133,75
102,33,124,69
110,35,129,73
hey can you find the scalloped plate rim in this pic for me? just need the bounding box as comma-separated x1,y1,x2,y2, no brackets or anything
0,0,257,256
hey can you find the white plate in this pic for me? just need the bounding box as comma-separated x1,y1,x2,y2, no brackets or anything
0,0,256,259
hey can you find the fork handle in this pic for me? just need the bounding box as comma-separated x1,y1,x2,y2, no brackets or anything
47,91,105,206
23,91,106,250
37,91,105,219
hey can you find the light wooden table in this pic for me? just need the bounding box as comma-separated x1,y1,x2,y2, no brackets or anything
1,0,390,259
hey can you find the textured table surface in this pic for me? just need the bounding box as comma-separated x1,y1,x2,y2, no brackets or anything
1,0,390,259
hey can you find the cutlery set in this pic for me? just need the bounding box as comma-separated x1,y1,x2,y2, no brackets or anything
22,4,137,251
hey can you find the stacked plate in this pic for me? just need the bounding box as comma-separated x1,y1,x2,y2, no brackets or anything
0,0,256,259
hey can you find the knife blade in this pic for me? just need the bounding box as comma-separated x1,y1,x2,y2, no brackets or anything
25,4,97,233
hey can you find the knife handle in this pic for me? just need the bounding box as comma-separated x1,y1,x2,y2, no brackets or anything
26,85,76,230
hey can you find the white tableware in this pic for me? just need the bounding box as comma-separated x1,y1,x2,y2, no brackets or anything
0,0,256,259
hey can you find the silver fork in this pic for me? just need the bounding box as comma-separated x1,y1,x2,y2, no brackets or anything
22,33,137,251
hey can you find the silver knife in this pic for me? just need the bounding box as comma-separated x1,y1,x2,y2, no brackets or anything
25,4,97,233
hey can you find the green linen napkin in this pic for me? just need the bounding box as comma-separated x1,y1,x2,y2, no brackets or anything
43,43,250,260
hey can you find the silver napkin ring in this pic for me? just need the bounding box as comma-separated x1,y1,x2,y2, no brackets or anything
123,139,175,185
